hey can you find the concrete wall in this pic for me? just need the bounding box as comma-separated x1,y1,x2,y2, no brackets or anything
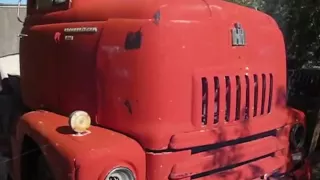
0,6,26,57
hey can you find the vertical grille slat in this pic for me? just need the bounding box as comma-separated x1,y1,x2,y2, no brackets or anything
218,77,227,124
229,76,237,122
198,73,274,126
256,75,262,117
239,76,247,121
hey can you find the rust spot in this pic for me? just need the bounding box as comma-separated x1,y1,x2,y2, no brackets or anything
124,100,133,114
153,10,161,25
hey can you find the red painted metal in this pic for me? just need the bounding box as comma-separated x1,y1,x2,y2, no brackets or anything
12,0,311,179
11,111,146,180
170,136,286,179
169,110,286,149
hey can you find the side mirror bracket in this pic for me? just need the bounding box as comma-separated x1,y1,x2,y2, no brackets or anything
17,0,25,23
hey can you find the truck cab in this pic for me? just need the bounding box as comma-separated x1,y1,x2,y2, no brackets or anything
6,0,311,179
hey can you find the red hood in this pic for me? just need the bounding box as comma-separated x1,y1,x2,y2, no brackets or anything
95,0,287,150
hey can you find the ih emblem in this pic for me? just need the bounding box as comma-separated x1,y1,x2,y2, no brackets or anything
231,23,246,46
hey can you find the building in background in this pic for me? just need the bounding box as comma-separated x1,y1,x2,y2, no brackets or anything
0,3,26,57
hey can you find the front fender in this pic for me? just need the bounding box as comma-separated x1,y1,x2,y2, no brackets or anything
286,107,306,126
12,110,146,180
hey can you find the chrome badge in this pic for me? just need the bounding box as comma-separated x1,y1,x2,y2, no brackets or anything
65,35,74,41
231,23,246,46
64,27,98,33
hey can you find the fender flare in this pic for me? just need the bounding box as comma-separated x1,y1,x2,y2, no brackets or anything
12,111,146,180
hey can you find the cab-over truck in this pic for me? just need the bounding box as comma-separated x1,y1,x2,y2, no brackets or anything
0,0,312,179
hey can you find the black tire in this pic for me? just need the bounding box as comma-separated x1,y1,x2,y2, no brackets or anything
36,154,54,180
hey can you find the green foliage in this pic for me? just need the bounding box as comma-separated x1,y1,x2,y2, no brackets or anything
227,0,320,69
226,0,265,9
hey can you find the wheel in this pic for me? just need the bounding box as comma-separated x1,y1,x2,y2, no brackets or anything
36,154,54,180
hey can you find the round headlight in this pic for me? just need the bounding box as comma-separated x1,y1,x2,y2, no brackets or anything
290,123,306,149
105,167,135,180
68,110,91,134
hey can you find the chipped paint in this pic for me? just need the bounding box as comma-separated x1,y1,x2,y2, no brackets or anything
115,68,129,78
124,100,133,114
101,45,124,54
71,130,91,137
101,45,126,59
210,5,222,10
153,10,161,25
170,20,200,24
159,4,168,8
146,151,171,155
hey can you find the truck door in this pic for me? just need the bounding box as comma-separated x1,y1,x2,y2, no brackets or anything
54,22,103,118
19,0,63,111
20,0,103,118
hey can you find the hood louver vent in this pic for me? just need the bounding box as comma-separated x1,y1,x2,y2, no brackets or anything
200,73,273,126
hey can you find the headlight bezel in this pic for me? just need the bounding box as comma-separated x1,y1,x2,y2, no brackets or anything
289,123,306,150
105,166,136,180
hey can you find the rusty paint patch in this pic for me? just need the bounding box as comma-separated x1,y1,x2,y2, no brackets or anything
153,10,161,25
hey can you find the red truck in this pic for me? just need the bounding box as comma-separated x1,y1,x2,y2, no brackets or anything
0,0,312,179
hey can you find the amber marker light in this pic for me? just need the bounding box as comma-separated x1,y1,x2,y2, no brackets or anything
68,110,91,136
